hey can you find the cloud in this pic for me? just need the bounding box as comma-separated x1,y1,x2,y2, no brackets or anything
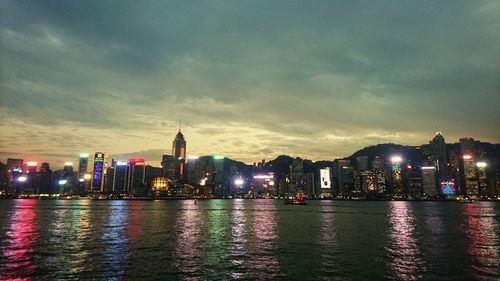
1,0,499,167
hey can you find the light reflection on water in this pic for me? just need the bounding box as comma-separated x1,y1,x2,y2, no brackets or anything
68,200,92,275
386,201,426,280
0,199,39,280
101,200,129,280
173,200,202,277
250,201,280,278
461,203,500,280
203,200,231,279
0,199,498,280
318,203,338,279
230,199,248,279
126,200,143,244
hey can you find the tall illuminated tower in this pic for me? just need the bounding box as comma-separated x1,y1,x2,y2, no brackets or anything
462,154,477,197
476,161,488,197
460,137,477,197
172,129,187,181
78,153,89,178
390,155,404,198
430,132,447,178
91,152,107,192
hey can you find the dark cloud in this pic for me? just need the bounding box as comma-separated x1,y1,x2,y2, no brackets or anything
1,0,499,166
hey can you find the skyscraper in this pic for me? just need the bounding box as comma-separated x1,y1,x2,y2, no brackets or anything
91,152,107,192
38,162,52,194
113,161,129,194
462,154,478,197
161,154,176,180
172,130,187,181
429,132,448,178
460,137,475,155
421,166,437,197
390,156,404,198
127,158,146,196
460,138,477,197
25,161,38,194
6,158,23,186
356,156,369,171
476,161,488,197
78,153,89,178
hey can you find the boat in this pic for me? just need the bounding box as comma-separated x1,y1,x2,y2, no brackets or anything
284,195,307,205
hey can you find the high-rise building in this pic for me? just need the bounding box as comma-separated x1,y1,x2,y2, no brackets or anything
430,132,448,178
38,162,52,194
421,166,437,197
62,162,76,194
335,159,353,197
459,137,477,196
0,163,9,194
288,158,305,194
91,152,107,192
462,154,478,197
172,130,187,181
161,154,176,180
476,161,488,197
356,156,369,171
78,153,89,178
212,155,225,197
359,170,375,195
389,156,404,198
250,172,274,197
371,156,384,171
113,161,129,194
319,168,332,197
127,158,146,196
6,158,23,186
460,137,475,155
25,161,38,194
104,165,115,194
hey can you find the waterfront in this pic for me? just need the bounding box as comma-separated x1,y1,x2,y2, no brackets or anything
0,199,499,280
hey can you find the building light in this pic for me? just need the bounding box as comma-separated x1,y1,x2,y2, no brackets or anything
213,155,225,160
27,161,38,167
187,155,199,160
116,161,128,166
79,153,89,158
64,162,73,166
79,179,85,182
476,162,487,168
128,158,145,165
463,155,473,160
253,175,273,179
58,179,67,185
234,179,244,186
18,176,28,182
83,174,92,180
390,156,402,163
421,166,435,170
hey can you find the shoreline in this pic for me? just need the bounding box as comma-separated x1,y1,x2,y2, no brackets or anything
0,197,498,202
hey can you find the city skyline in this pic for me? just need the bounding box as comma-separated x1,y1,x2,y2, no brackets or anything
2,130,498,200
1,1,499,166
1,131,496,169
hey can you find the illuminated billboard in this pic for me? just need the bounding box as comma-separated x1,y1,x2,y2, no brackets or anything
92,152,106,190
320,168,331,189
440,178,456,195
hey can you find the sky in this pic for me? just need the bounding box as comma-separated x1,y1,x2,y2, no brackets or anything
1,0,499,168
